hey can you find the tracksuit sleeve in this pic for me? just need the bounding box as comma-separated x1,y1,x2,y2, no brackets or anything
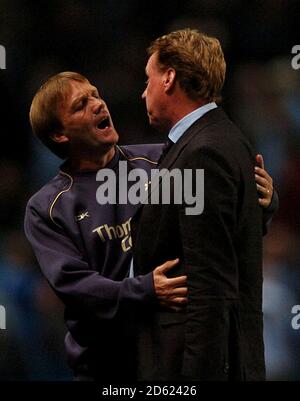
24,201,155,322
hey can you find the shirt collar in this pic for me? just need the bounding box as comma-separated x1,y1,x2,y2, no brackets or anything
168,102,217,144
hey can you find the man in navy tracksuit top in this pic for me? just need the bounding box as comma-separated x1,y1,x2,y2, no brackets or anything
24,72,277,381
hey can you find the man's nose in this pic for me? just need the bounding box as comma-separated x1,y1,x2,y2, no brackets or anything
142,89,146,99
92,98,104,115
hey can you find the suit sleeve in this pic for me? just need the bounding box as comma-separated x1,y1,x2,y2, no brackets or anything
24,201,155,322
178,150,247,380
262,189,279,235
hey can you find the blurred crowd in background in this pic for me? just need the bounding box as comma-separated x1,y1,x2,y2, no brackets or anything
0,0,300,381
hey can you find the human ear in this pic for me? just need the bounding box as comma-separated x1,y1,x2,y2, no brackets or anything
51,131,69,144
163,68,176,92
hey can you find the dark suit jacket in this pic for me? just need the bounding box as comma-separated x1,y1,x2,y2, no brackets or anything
132,108,265,381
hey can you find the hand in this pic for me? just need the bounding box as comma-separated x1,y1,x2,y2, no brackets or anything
255,154,273,208
153,258,187,312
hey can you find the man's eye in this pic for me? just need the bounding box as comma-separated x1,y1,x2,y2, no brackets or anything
75,98,87,111
75,102,83,111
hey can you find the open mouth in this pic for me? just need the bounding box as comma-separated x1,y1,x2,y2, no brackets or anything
97,117,110,130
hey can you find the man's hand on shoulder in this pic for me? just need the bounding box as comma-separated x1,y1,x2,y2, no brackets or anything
255,154,274,208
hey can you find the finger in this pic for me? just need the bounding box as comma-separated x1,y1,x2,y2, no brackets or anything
160,296,187,304
170,297,188,305
256,183,271,195
258,198,268,206
158,258,180,273
160,299,188,310
166,275,187,287
168,305,186,312
255,166,272,182
256,154,265,170
255,174,269,186
166,287,188,297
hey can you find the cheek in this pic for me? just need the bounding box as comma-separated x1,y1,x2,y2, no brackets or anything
146,85,157,104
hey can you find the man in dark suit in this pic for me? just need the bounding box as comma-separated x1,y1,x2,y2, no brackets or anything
132,29,269,381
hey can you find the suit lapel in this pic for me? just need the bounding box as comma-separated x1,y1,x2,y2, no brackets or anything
159,107,227,170
132,108,228,219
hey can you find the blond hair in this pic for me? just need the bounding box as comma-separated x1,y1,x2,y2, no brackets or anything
29,71,89,159
148,29,226,103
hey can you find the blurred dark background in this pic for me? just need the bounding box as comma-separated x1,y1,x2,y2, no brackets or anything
0,0,300,381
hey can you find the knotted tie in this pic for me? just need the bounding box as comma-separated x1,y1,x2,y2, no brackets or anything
157,138,173,165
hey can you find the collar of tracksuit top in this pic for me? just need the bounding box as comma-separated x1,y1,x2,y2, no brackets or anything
129,101,218,278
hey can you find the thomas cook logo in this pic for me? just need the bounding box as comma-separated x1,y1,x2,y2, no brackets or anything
0,45,6,70
92,217,132,252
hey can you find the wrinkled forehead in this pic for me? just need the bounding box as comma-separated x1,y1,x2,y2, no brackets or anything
60,79,92,101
